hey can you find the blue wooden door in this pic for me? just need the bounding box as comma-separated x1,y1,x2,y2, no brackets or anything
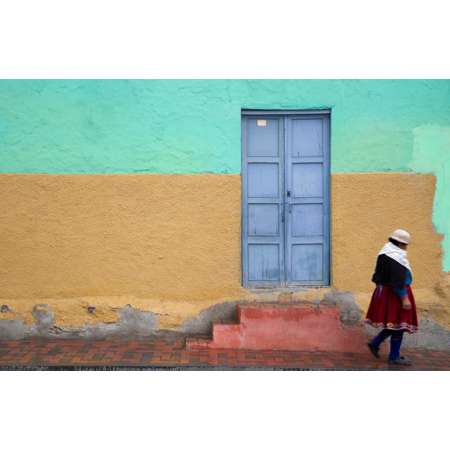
242,111,330,287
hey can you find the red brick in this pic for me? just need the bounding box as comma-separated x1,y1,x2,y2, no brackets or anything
0,338,448,370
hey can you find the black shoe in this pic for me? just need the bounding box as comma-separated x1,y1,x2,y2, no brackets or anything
367,342,380,358
388,356,412,366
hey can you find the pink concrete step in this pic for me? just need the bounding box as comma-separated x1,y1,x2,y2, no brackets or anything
238,303,340,322
186,303,366,353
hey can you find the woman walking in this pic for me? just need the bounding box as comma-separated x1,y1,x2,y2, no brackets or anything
365,229,418,365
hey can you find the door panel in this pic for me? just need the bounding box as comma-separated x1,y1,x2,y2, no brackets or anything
292,163,323,198
291,118,323,157
248,244,280,281
291,204,323,237
247,118,280,157
242,112,330,287
248,163,279,197
291,244,323,282
248,204,279,236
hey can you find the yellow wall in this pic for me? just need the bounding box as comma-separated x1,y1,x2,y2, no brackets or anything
331,173,443,291
0,174,244,300
0,173,448,329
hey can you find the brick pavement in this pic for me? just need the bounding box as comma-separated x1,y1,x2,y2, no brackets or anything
0,336,448,370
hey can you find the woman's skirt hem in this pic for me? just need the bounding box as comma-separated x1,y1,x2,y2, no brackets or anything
364,318,418,334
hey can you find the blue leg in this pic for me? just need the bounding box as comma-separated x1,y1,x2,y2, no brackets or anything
388,330,404,361
368,329,392,358
371,329,392,348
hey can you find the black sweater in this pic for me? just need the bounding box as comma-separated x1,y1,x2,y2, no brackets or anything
372,254,409,293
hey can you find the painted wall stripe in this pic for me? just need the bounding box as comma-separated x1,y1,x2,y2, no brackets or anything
1,80,449,174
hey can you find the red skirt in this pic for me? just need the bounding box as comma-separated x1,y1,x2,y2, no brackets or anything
365,285,418,333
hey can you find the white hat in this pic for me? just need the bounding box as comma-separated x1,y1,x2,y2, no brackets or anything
390,229,411,244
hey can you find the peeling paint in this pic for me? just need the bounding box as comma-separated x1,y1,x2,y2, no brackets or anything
0,304,159,340
410,125,450,271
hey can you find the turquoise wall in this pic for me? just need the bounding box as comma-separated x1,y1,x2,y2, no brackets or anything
1,79,449,269
0,79,449,174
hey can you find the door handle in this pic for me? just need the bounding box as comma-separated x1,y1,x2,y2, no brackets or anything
286,191,292,213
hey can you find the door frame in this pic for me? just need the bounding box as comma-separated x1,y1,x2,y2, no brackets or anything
241,109,331,288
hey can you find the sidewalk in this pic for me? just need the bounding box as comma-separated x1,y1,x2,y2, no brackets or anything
0,336,449,370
